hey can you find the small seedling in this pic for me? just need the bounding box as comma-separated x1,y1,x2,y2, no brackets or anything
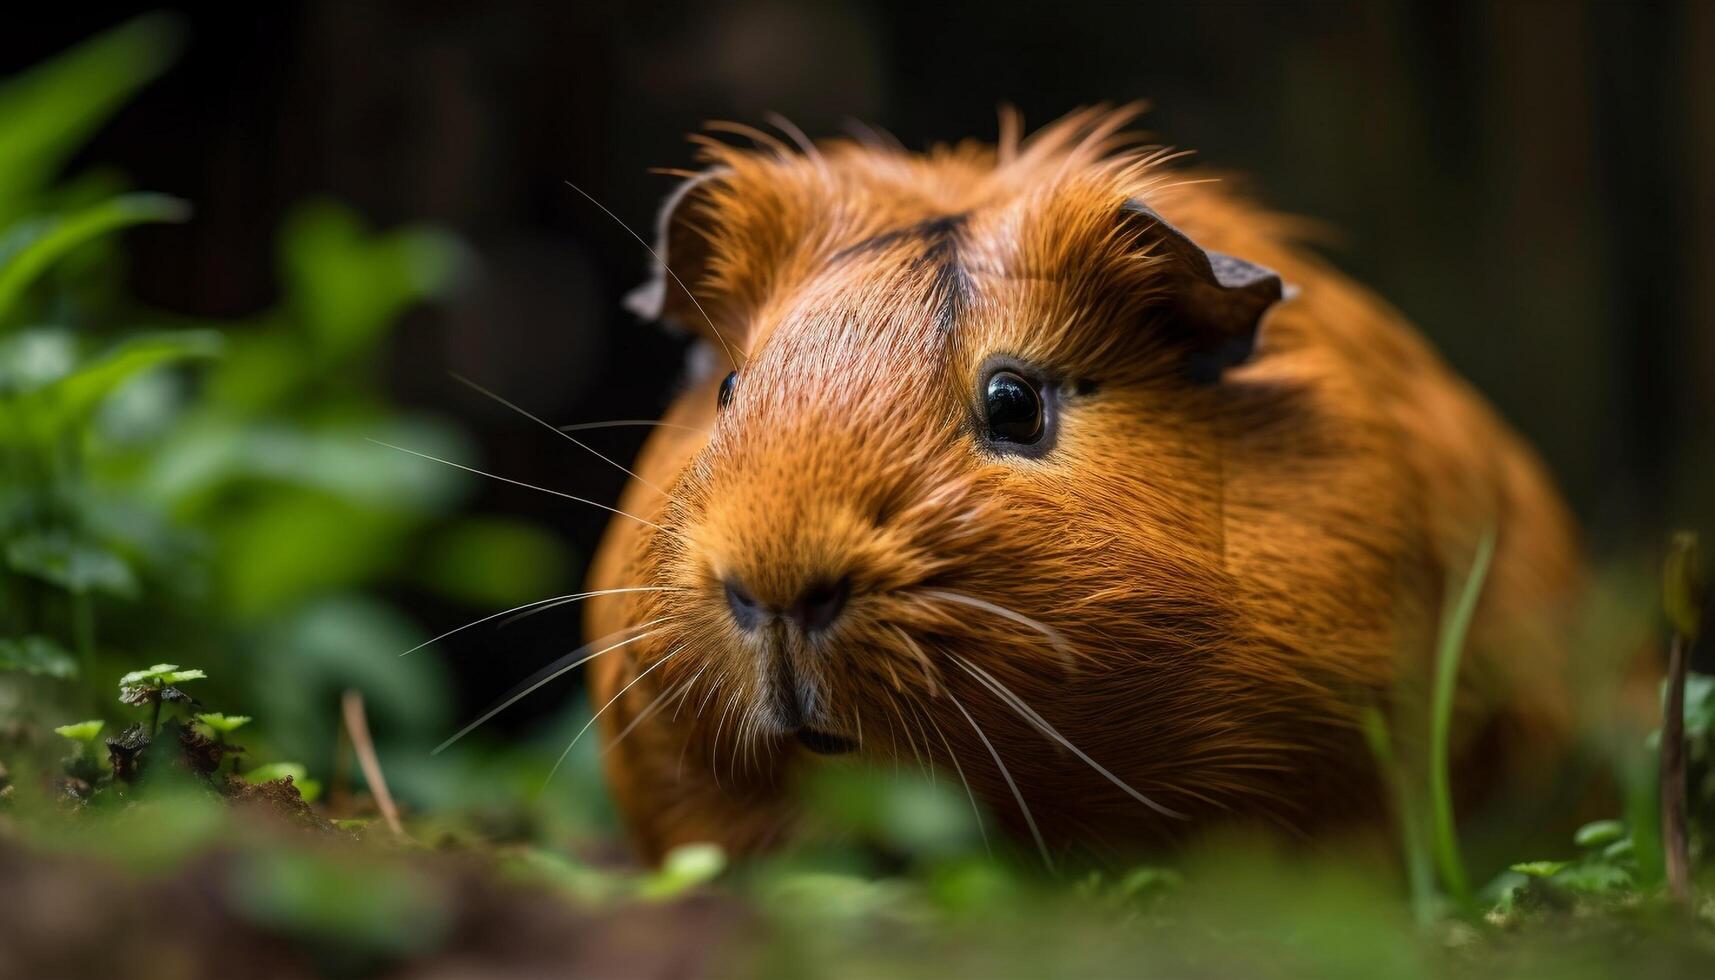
195,713,251,741
118,663,207,736
54,719,107,785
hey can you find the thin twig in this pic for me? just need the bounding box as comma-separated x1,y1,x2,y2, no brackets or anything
341,689,409,841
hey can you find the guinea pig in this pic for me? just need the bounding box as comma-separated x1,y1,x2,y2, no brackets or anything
581,106,1582,865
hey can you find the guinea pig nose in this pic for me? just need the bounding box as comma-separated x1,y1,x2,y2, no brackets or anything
786,577,851,634
724,579,767,630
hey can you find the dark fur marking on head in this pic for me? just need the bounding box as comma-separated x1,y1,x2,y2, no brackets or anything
833,214,972,331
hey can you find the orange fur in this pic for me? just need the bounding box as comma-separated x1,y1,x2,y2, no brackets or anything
583,107,1582,864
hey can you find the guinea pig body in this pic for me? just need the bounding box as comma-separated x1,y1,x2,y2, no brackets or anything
583,108,1581,864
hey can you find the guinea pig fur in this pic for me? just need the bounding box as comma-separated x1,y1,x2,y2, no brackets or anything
581,106,1582,865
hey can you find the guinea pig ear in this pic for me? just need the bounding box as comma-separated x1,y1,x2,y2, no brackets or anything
623,169,729,329
1119,200,1285,382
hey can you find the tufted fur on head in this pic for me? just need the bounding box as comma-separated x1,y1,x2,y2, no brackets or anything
583,105,1582,864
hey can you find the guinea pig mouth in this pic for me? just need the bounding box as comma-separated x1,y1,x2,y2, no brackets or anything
795,728,858,755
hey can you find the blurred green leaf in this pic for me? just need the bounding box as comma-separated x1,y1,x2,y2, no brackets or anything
281,200,470,363
639,843,726,900
195,712,250,734
54,719,104,742
1573,819,1625,849
418,517,569,608
0,193,190,319
0,634,77,677
0,327,75,389
0,14,182,223
6,528,138,597
1509,860,1568,878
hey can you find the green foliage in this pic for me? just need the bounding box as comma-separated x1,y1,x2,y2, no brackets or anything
53,719,102,742
0,634,76,678
117,663,205,687
195,711,250,735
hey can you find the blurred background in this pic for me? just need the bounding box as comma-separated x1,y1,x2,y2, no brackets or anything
4,0,1710,732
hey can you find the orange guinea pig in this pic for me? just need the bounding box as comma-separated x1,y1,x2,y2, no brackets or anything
581,107,1582,865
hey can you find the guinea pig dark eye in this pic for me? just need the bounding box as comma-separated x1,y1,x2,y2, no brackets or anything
717,370,737,410
983,370,1044,444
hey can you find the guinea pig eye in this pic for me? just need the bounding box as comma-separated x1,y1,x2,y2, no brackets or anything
983,370,1044,444
717,370,737,410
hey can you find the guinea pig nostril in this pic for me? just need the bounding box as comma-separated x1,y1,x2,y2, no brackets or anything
723,579,766,630
788,577,851,634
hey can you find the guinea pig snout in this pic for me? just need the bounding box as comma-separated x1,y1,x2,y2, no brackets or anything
723,575,851,634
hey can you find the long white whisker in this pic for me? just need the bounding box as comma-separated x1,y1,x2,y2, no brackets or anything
603,672,694,757
945,681,1052,870
546,644,685,784
451,373,669,497
368,439,689,543
497,586,684,630
558,419,706,435
953,654,1186,820
925,708,990,856
433,621,668,754
401,587,674,657
562,179,743,369
919,589,1074,665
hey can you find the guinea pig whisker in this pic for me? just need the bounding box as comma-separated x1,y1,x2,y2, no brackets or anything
922,706,991,856
888,626,944,696
558,419,707,435
884,689,926,778
433,619,671,755
545,642,686,786
945,681,1053,871
399,586,679,657
496,586,687,630
916,590,1075,667
561,178,744,370
951,654,1188,821
602,671,693,757
450,373,673,498
368,439,692,545
671,662,714,724
709,691,742,792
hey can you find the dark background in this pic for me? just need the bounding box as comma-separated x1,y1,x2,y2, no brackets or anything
7,1,1711,708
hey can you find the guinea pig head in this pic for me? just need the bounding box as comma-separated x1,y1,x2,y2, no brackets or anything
609,120,1295,837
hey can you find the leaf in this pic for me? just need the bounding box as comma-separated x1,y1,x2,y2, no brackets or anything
119,662,182,686
8,330,222,434
639,843,726,900
280,200,471,363
0,328,76,390
0,14,183,222
0,193,191,318
1553,862,1633,895
1508,861,1567,878
5,529,138,597
54,720,104,742
417,518,570,608
195,713,251,734
0,634,77,678
1573,819,1626,849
